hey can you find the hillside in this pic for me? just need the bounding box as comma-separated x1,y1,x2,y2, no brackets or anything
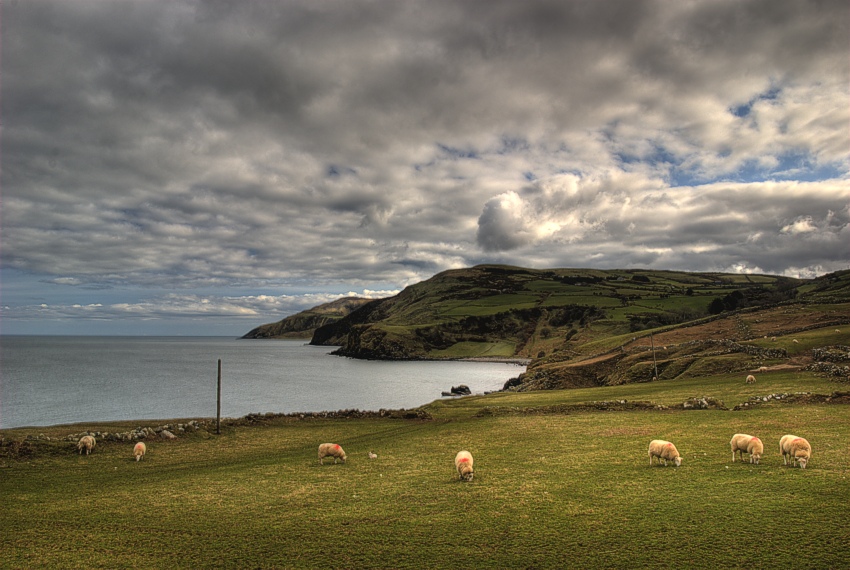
242,297,372,339
302,265,850,389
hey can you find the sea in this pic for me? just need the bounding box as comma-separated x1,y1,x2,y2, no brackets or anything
0,336,526,430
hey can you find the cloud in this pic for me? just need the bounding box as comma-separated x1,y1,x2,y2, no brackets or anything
1,0,848,333
2,290,399,324
781,217,818,235
476,175,850,275
477,191,531,252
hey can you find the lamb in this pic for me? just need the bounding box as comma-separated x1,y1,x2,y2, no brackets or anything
134,442,146,462
455,450,474,481
317,443,347,465
77,435,96,455
648,439,682,467
745,374,756,384
780,435,811,469
730,433,763,464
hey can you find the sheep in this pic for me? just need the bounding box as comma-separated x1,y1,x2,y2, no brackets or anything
77,435,96,455
318,443,347,465
745,374,756,384
134,442,146,462
368,451,378,459
455,450,474,481
648,439,682,467
730,434,763,464
780,435,811,469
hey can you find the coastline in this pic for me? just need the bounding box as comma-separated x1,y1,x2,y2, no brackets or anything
460,356,530,365
1,336,523,431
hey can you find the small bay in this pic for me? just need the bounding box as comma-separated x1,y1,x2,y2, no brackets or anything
0,336,525,429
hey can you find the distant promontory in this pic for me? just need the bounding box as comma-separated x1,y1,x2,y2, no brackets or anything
241,297,373,339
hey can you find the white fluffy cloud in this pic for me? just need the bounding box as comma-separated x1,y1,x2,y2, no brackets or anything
475,175,849,276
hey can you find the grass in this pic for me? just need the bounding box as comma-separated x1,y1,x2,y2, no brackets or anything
3,371,850,569
430,340,517,358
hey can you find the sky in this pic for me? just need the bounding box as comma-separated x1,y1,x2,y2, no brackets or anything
1,0,848,336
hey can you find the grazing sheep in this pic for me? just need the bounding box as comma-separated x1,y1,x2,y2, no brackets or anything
746,374,756,384
648,440,682,467
368,451,377,459
730,434,763,464
455,450,474,481
318,443,347,465
77,435,96,455
780,435,811,469
134,442,146,462
792,339,799,344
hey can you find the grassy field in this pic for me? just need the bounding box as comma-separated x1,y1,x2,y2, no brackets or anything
3,371,850,569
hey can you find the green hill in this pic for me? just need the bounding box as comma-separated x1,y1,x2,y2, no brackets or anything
242,297,372,339
303,265,850,389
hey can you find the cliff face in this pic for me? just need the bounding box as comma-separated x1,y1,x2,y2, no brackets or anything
241,297,373,339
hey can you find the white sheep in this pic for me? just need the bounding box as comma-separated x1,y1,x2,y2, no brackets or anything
455,450,474,481
134,442,146,462
368,451,378,459
780,435,811,469
745,374,756,384
730,433,763,464
317,443,347,465
648,439,682,467
77,435,96,455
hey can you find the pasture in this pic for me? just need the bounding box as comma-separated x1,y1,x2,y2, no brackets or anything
2,369,849,569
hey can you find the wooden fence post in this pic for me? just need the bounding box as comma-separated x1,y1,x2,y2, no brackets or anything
650,332,659,380
216,358,222,435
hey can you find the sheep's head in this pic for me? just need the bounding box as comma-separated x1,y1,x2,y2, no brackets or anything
796,456,808,469
750,453,761,464
461,469,474,482
673,456,682,467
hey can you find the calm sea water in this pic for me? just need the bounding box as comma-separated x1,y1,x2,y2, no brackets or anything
0,336,525,429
